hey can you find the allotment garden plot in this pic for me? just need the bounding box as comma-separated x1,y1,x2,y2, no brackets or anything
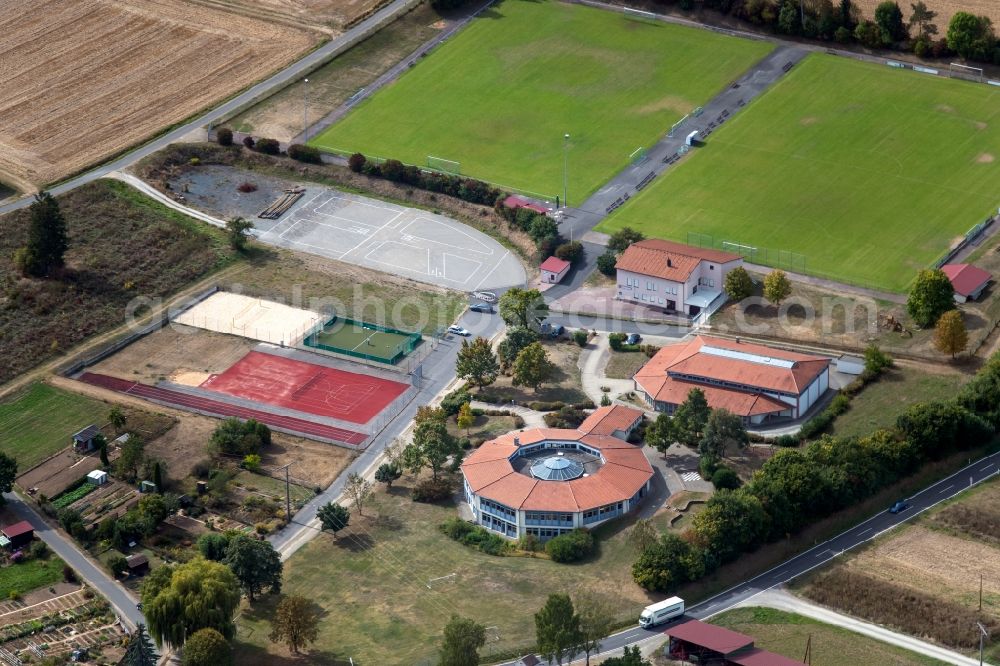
601,53,1000,292
310,0,772,198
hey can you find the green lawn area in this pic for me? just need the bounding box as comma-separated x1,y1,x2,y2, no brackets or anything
311,0,772,199
605,350,649,380
0,383,106,470
828,366,969,440
600,53,1000,292
0,556,66,599
234,479,658,664
711,607,945,666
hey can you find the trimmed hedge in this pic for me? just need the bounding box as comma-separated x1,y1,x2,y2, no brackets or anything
440,517,510,556
545,528,594,563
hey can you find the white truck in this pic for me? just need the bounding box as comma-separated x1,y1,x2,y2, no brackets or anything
638,597,685,628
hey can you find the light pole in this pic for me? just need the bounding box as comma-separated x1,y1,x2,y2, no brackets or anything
977,621,989,666
562,133,570,209
303,78,310,135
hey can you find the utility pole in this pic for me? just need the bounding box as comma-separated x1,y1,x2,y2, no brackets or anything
980,573,984,612
276,462,293,523
303,78,310,135
562,133,570,209
977,622,989,666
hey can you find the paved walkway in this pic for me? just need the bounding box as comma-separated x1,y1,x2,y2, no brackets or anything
470,401,546,428
738,588,981,666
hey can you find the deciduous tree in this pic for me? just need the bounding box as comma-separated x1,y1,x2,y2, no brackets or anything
627,518,659,554
457,402,475,435
497,326,538,370
269,595,320,655
226,217,254,252
602,646,650,666
0,452,16,504
644,413,675,459
690,489,768,565
224,535,283,601
575,593,614,666
909,1,937,36
181,628,232,666
109,406,127,435
607,227,644,253
317,502,350,538
116,435,145,483
535,594,581,666
947,12,996,61
907,268,954,327
596,251,618,276
439,614,487,666
197,533,230,561
763,269,792,307
723,266,754,302
934,309,968,358
512,342,554,392
699,409,748,460
631,532,703,593
344,472,374,516
456,337,499,388
874,1,907,42
673,389,710,448
405,412,460,480
498,288,547,329
141,559,240,647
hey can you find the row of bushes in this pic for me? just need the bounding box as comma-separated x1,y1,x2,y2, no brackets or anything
216,128,323,163
440,518,596,563
797,346,894,441
348,152,503,207
440,517,511,556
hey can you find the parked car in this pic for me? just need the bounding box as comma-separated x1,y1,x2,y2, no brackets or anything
470,303,494,314
626,333,642,345
448,325,471,337
889,500,909,514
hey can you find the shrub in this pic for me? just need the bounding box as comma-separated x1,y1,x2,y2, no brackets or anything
528,400,565,412
608,333,627,351
573,330,588,347
189,157,200,166
554,241,584,264
439,518,510,555
699,456,719,479
193,459,212,479
236,181,257,193
412,477,454,503
711,466,741,490
255,138,280,155
63,565,77,583
288,143,322,164
107,555,128,578
242,136,255,149
348,152,366,172
381,159,405,182
441,387,472,416
773,434,800,447
543,406,588,429
596,251,618,276
29,540,49,560
216,128,233,146
545,529,594,563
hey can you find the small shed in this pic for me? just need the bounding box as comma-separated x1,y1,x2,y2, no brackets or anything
72,425,102,453
942,263,992,303
1,521,34,549
540,256,571,284
835,355,865,376
139,480,157,494
503,195,548,216
87,469,108,486
686,130,701,146
126,553,149,576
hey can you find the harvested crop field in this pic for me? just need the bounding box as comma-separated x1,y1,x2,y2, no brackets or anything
189,0,391,32
852,0,1000,33
0,0,316,189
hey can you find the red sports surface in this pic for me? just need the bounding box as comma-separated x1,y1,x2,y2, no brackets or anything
201,351,408,424
79,373,367,446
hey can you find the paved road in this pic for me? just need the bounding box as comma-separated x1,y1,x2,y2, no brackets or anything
499,451,1000,665
0,0,419,216
2,492,146,632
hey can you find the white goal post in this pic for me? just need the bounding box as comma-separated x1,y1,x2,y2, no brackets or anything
427,155,461,175
950,62,984,82
623,6,657,22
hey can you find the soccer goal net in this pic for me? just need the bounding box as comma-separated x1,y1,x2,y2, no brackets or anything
629,146,648,164
427,155,461,175
623,6,657,22
950,62,984,82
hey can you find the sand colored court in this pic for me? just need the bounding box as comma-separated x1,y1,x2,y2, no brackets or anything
174,292,323,346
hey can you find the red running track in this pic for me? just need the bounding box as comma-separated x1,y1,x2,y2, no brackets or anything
200,351,408,424
79,373,367,446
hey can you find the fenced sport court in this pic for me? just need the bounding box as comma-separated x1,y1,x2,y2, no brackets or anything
173,292,322,346
304,316,421,366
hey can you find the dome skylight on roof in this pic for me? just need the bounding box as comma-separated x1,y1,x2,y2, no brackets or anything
530,456,584,481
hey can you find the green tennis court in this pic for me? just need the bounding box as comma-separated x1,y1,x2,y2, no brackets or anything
306,317,422,365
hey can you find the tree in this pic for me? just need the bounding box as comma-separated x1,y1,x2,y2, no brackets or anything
723,266,754,302
607,227,644,253
116,435,145,483
512,342,554,392
874,1,907,43
863,343,894,375
763,269,792,307
344,472,373,516
673,389,710,448
602,646,650,666
779,0,799,34
535,594,582,666
628,518,659,554
947,12,996,60
181,628,232,666
121,623,157,666
497,326,539,370
242,454,261,473
348,152,366,172
216,127,233,147
96,434,109,466
498,288,547,329
596,251,618,276
934,310,968,358
907,268,954,327
528,216,560,247
545,529,594,563
141,559,240,647
840,0,855,29
555,241,584,264
209,418,269,457
152,461,163,492
644,413,675,459
439,614,487,666
374,462,402,489
317,502,350,538
269,595,320,655
19,192,68,278
109,406,127,435
712,466,742,490
223,535,282,601
226,217,254,252
197,533,230,561
138,493,169,527
690,489,769,564
0,452,16,503
854,19,883,47
699,409,748,460
406,413,460,480
107,554,129,578
631,532,703,592
909,1,937,36
456,337,499,388
457,402,475,435
575,593,614,666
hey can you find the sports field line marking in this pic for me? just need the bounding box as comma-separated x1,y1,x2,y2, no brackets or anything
280,237,348,258
307,205,389,230
442,252,482,285
266,192,321,238
316,192,402,215
340,210,404,259
400,217,495,255
362,241,470,284
298,216,376,237
471,249,510,292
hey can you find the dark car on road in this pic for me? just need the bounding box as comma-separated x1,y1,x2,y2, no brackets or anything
470,303,494,314
626,333,642,345
889,500,909,514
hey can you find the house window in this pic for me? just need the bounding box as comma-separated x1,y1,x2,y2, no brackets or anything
658,298,664,304
647,281,655,291
641,294,648,302
709,265,715,270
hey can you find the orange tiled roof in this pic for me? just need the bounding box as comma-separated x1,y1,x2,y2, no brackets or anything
578,405,643,436
615,239,741,282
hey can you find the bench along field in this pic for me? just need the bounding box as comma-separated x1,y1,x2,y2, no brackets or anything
601,53,1000,293
0,0,317,191
310,0,772,199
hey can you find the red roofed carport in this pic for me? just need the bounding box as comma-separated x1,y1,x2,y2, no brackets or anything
728,647,807,666
503,195,548,216
2,520,34,549
665,619,754,661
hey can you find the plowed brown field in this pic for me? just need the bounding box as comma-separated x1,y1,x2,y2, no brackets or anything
852,0,1000,36
188,0,391,32
0,0,317,191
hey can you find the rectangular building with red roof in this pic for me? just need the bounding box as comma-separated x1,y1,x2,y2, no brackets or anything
941,263,991,303
615,239,742,316
540,256,571,284
635,335,830,424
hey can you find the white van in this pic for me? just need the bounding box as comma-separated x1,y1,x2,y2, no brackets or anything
638,597,684,628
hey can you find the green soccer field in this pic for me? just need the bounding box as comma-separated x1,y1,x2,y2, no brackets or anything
599,54,1000,293
315,325,413,356
310,0,772,200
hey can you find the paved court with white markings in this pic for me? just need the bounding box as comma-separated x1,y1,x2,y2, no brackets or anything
257,188,526,291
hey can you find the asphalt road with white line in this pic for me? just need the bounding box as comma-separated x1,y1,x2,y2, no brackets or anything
499,451,1000,665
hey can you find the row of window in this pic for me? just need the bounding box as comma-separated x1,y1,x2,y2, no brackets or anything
635,293,675,305
525,527,574,540
480,498,516,522
482,514,517,538
623,277,681,295
667,372,794,400
582,502,625,525
697,277,716,288
514,441,601,459
525,512,573,526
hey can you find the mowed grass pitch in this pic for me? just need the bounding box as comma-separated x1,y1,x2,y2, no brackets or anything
314,324,414,357
310,0,772,198
600,54,1000,292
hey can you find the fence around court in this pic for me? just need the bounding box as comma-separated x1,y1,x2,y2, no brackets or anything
687,232,807,274
303,315,422,365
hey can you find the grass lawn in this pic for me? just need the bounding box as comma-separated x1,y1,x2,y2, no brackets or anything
828,366,968,439
478,340,589,405
312,321,416,361
600,53,1000,292
0,556,66,599
234,478,661,664
0,383,106,469
446,413,519,445
604,350,649,379
311,0,772,199
710,607,945,666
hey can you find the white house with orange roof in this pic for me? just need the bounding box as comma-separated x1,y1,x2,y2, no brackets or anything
460,406,652,541
634,335,830,425
615,239,743,316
